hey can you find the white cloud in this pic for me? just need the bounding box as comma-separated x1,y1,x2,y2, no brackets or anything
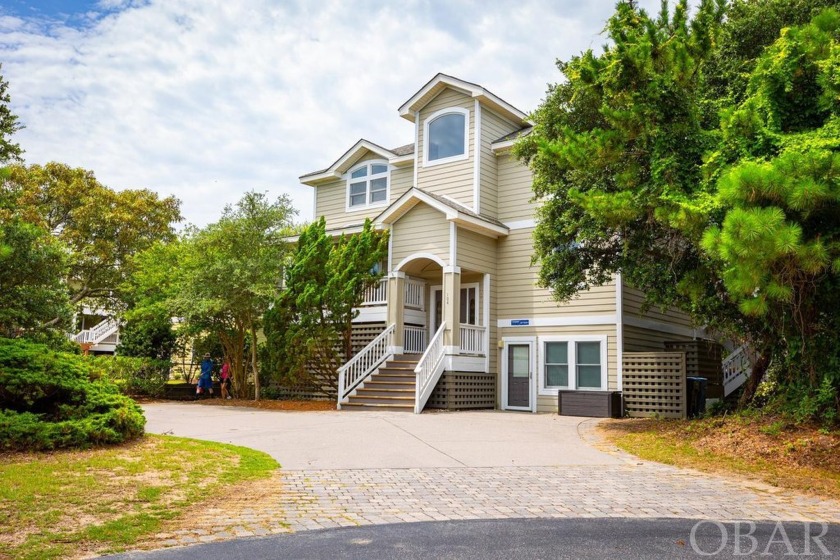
0,0,664,227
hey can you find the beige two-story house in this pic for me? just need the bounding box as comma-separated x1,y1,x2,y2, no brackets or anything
300,74,709,416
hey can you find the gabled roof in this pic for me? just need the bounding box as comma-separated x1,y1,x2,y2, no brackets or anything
376,187,509,238
491,126,533,152
398,73,529,125
300,139,409,186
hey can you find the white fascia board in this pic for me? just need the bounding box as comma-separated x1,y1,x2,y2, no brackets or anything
389,153,414,167
398,73,527,125
490,139,515,153
375,187,508,238
300,139,395,186
498,315,618,328
451,214,508,238
299,170,341,186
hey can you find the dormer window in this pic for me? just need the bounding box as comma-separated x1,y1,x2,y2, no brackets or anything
347,161,389,210
424,107,469,166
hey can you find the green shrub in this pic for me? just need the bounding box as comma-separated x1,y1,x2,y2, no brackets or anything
0,338,145,451
92,356,170,398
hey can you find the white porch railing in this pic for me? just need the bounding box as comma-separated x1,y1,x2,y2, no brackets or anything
459,324,486,355
722,345,751,397
414,322,446,414
337,324,395,408
361,278,388,306
72,318,120,345
404,325,427,354
404,278,425,310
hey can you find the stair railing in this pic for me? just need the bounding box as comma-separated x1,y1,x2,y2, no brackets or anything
72,317,120,345
337,324,395,408
722,344,752,397
414,322,446,414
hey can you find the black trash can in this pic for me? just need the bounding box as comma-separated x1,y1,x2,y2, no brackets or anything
686,377,708,418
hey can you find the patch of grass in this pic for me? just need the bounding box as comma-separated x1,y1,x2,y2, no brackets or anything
599,415,840,501
0,435,278,559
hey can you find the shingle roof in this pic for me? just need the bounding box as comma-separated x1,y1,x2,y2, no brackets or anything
391,143,415,156
493,126,533,144
415,188,507,229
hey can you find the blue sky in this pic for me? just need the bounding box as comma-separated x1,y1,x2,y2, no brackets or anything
0,0,666,227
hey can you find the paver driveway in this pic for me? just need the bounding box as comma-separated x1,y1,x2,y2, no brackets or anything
139,403,840,549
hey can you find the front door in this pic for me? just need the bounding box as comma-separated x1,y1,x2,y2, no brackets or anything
507,343,531,409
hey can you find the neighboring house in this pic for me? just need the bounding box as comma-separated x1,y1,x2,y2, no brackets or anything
300,73,725,416
70,306,120,354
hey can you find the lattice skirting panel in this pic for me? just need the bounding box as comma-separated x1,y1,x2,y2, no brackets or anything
663,340,724,398
426,371,496,410
622,352,686,419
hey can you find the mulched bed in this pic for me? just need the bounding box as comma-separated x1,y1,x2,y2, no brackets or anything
194,398,335,412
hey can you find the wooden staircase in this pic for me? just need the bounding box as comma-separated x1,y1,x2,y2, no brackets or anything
343,354,419,411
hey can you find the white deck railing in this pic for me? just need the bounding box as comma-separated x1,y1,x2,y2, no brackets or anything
722,345,751,397
404,278,425,310
404,325,427,354
361,278,388,306
459,324,486,355
414,322,446,414
72,318,120,345
336,324,395,408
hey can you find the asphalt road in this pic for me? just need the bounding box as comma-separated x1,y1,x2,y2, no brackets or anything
104,518,840,559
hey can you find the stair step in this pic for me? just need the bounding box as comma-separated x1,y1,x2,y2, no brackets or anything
349,393,414,401
342,402,413,412
355,388,415,397
363,381,415,390
374,368,417,379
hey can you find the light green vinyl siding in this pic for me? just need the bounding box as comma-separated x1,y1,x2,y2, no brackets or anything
390,165,413,201
496,324,618,412
314,152,414,229
479,109,518,219
622,285,695,329
497,229,617,318
456,228,496,273
622,324,692,352
497,153,536,223
416,88,475,209
390,202,450,270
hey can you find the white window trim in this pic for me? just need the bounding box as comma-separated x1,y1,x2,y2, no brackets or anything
537,335,608,395
345,160,390,212
423,107,470,168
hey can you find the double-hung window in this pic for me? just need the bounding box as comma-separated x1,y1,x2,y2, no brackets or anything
347,161,389,210
539,336,607,393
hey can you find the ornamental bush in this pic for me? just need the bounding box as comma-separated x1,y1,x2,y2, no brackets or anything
0,338,145,451
92,355,170,398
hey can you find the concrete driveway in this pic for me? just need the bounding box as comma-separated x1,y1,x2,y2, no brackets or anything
142,402,621,469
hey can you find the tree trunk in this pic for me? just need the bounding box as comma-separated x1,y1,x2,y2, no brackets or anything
738,351,770,408
251,322,260,401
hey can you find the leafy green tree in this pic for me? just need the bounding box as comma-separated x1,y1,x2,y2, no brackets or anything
0,64,23,163
0,217,70,338
518,0,840,415
3,162,182,319
702,9,840,406
168,191,296,399
263,217,388,393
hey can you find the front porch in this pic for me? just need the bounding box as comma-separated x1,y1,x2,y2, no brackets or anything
342,259,493,413
355,269,489,363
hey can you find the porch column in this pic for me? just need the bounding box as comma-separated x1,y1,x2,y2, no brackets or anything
387,271,405,354
442,265,461,353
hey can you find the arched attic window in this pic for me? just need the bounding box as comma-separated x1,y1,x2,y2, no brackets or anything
346,160,389,210
424,107,469,166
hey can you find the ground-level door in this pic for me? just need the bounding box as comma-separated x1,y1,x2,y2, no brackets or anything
502,338,535,412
